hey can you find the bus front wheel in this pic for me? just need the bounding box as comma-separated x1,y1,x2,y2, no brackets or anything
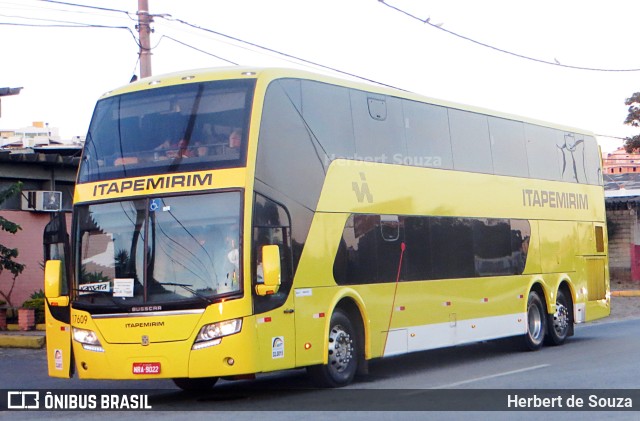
307,309,358,388
172,376,218,391
522,290,546,351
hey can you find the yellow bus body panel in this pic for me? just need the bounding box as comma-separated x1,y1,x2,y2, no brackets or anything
291,160,608,361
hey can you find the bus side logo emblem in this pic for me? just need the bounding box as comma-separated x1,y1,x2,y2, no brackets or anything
141,335,149,346
352,172,373,203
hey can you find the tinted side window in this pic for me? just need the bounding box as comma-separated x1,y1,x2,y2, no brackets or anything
256,80,326,211
488,117,529,177
402,216,433,281
334,215,531,285
334,214,380,284
472,219,512,276
583,135,603,185
351,91,406,162
449,109,493,174
557,133,584,183
525,124,563,181
430,217,475,278
402,100,453,169
301,80,355,162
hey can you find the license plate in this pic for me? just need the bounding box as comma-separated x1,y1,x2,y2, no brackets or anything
132,362,161,375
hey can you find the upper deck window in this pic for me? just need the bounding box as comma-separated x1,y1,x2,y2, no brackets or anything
78,79,255,183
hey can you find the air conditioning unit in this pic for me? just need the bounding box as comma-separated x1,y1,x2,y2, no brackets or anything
21,190,62,212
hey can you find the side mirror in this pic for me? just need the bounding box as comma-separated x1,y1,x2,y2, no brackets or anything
255,245,281,296
45,260,63,299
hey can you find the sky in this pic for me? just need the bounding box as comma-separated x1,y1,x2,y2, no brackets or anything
1,0,639,152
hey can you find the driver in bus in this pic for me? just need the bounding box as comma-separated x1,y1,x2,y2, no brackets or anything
155,138,195,158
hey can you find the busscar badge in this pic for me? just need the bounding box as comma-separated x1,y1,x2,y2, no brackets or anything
141,335,149,346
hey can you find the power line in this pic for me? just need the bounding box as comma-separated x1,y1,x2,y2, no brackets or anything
378,0,640,73
155,15,405,90
0,0,133,22
7,1,407,89
596,134,630,141
159,35,238,65
35,0,132,17
0,13,113,27
0,21,141,47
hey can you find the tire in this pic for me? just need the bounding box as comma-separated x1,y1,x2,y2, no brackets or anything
546,289,571,346
172,376,218,391
307,309,359,388
521,290,546,351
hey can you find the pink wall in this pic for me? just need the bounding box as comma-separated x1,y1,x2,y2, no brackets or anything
0,210,58,307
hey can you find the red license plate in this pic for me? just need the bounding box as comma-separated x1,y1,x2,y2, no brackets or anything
132,362,161,375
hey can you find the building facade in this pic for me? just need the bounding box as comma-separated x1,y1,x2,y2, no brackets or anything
0,148,78,307
603,147,640,175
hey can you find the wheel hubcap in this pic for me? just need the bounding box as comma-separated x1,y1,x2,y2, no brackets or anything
553,302,569,335
528,303,542,341
328,325,353,374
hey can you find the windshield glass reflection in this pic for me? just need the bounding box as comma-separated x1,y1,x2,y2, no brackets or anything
75,192,241,309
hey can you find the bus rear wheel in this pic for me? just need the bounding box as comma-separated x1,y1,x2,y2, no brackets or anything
546,289,571,346
172,376,218,391
522,290,546,351
307,309,358,388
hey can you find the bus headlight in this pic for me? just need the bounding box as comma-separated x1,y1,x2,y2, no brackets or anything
72,327,105,353
193,319,242,350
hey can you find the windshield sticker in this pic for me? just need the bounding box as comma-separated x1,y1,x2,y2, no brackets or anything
149,199,160,212
113,278,135,298
78,281,110,295
272,336,284,359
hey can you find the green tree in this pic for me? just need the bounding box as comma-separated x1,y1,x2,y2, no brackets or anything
0,182,26,306
623,92,640,152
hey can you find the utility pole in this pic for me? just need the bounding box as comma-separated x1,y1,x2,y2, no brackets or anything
137,0,153,78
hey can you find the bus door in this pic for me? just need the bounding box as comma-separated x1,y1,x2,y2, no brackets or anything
253,244,296,370
43,213,73,378
252,195,296,370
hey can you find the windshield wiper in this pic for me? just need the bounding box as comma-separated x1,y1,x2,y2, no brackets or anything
157,282,214,304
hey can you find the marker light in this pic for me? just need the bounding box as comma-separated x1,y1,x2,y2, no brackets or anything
193,319,242,350
72,327,105,353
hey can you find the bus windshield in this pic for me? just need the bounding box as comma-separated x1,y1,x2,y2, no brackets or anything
74,191,241,310
78,79,255,183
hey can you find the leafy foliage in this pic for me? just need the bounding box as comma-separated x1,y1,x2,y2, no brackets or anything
30,289,45,299
0,182,26,307
623,92,640,152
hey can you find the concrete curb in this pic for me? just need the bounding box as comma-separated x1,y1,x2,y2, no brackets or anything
0,333,45,349
0,323,46,349
611,290,640,297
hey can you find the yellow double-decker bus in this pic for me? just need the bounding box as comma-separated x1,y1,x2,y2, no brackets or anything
43,67,609,390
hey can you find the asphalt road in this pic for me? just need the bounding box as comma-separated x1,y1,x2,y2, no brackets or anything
1,318,639,420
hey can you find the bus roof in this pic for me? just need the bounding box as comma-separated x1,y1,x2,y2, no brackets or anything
101,66,594,137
